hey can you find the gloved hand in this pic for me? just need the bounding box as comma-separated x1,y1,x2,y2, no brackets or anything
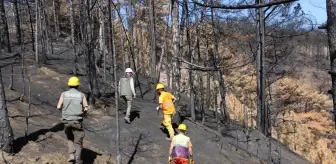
190,155,194,164
168,156,172,164
190,159,194,164
156,106,160,111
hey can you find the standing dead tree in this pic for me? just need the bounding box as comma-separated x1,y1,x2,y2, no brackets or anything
83,0,100,105
35,0,40,68
256,0,267,135
0,66,14,153
0,0,11,52
171,0,181,107
12,0,22,45
110,1,143,98
149,0,157,100
192,0,298,134
69,0,78,75
327,0,336,125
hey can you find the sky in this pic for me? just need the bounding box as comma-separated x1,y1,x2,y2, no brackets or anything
299,0,327,24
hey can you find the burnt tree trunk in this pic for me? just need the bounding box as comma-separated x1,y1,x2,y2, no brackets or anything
69,0,78,75
13,0,22,44
256,0,267,135
86,0,100,104
26,0,35,51
35,0,40,68
210,3,229,123
327,0,336,117
184,0,195,121
0,69,14,153
172,0,181,106
53,0,60,37
0,0,11,52
149,0,157,100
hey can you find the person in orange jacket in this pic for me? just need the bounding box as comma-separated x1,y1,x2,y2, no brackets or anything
156,83,176,141
168,124,194,164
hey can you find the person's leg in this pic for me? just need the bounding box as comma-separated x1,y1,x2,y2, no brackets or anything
162,114,175,139
125,95,133,118
64,122,75,162
73,121,85,164
124,96,132,123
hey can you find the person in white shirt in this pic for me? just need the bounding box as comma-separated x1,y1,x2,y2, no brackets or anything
118,68,136,123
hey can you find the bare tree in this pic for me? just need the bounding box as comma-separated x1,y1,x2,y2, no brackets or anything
69,0,78,75
0,69,14,153
25,0,35,51
327,0,336,116
172,0,181,106
0,0,11,52
109,1,120,163
149,0,157,99
84,0,100,104
256,0,267,135
210,1,229,123
12,0,22,44
35,0,40,68
183,0,196,121
52,0,59,37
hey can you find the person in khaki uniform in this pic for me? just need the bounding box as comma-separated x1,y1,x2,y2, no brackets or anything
57,76,88,163
156,83,176,141
118,68,136,124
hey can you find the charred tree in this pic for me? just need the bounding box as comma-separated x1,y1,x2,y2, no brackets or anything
0,69,14,153
149,0,157,100
69,0,78,75
13,0,22,44
256,0,268,135
25,0,35,51
53,0,60,37
327,0,336,120
172,0,181,106
85,0,100,104
0,0,11,52
210,2,229,123
35,0,40,67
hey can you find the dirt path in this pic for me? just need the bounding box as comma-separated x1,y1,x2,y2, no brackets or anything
0,43,311,163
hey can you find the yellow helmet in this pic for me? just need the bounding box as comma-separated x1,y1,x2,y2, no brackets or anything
156,83,164,90
68,76,80,86
178,124,187,131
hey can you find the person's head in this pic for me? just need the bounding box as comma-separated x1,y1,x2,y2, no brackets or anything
156,83,165,94
178,123,187,134
68,76,80,89
125,68,133,77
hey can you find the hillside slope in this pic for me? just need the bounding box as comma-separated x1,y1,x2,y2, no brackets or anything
0,42,310,164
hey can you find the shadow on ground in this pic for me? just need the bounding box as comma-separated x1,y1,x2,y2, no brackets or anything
14,123,64,153
126,133,143,164
81,148,102,164
122,110,141,122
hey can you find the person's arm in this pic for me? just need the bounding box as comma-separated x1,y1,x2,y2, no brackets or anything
82,94,89,112
172,94,176,103
130,78,136,97
159,94,164,110
169,138,175,156
118,80,121,96
56,94,64,110
188,140,193,156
